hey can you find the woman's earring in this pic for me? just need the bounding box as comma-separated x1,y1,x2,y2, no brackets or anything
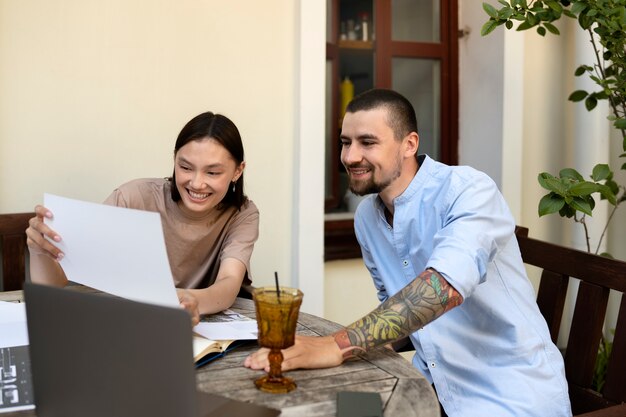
232,182,236,193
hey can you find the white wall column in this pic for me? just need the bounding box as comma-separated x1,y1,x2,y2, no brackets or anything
501,30,525,221
293,0,326,315
569,25,610,251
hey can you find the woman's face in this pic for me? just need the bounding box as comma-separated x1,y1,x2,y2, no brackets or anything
174,137,244,216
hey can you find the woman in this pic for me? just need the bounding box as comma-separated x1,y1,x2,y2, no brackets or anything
26,112,259,324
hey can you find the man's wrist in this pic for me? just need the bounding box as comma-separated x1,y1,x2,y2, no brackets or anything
333,329,366,359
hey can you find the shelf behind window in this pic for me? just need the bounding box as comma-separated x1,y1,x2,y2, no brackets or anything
338,40,374,50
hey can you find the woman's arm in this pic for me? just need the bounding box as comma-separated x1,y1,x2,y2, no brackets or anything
186,257,247,315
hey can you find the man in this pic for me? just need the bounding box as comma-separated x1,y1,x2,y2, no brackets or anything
245,89,572,417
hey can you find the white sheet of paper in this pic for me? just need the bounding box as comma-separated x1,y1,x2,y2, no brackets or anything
193,321,258,341
44,193,179,308
0,301,29,348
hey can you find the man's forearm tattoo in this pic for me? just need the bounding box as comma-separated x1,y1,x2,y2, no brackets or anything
333,269,463,358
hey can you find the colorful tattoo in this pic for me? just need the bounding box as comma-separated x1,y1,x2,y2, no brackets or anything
333,330,366,359
334,269,463,356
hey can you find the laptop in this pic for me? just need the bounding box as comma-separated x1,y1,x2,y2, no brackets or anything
23,283,280,417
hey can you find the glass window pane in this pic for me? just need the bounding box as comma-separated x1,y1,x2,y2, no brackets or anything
392,0,440,43
392,58,440,160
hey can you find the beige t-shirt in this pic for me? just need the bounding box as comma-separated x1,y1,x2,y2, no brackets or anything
103,178,259,289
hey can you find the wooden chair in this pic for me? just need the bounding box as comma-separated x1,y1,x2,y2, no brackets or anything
0,212,33,291
515,226,626,416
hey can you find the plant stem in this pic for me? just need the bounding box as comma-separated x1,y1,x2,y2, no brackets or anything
595,191,624,255
575,214,592,253
587,27,626,142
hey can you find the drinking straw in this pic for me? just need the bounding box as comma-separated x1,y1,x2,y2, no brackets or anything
274,271,281,302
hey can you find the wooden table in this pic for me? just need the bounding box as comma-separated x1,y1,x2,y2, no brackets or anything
1,290,440,417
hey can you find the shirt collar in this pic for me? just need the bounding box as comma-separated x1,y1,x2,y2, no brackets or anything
373,154,432,213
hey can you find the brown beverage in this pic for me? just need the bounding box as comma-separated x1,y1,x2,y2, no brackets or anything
253,287,303,393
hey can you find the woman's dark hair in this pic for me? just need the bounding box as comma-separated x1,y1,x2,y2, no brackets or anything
170,112,247,210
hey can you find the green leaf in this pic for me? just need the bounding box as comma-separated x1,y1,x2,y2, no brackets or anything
568,90,588,101
571,1,587,15
506,20,514,29
598,184,617,205
614,118,626,129
559,204,576,218
481,20,500,36
606,179,619,195
499,7,515,19
569,197,593,216
563,9,576,18
538,193,565,216
585,95,598,111
559,168,584,181
569,181,600,197
483,2,499,18
538,173,568,195
544,22,560,34
579,13,592,29
574,65,587,76
517,20,533,30
537,26,547,36
591,164,611,181
546,0,562,13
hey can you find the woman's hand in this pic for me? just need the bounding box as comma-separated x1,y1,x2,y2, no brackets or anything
177,289,200,326
25,205,64,261
243,335,345,372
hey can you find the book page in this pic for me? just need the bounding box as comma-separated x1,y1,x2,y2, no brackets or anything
0,302,28,348
193,335,221,362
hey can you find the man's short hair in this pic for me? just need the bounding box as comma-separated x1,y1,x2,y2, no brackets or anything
345,89,418,141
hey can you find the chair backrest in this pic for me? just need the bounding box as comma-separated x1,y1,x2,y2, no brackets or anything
0,212,33,291
515,226,626,415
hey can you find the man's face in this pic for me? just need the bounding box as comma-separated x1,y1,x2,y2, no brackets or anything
340,108,404,196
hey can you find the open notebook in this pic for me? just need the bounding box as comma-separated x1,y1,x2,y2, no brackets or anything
24,283,279,417
192,309,257,367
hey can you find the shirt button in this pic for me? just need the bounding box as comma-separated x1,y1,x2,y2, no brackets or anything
430,362,436,368
402,260,409,266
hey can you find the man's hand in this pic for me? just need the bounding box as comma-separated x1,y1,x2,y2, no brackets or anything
177,289,200,326
244,335,345,372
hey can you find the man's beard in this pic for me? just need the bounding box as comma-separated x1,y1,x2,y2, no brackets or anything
346,161,402,196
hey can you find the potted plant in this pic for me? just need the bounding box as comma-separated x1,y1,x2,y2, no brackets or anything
481,0,626,256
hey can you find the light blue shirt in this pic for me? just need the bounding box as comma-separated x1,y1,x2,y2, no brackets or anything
354,155,572,417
